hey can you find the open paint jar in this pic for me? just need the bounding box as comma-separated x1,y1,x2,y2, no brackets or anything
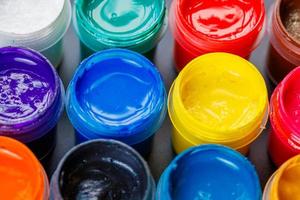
169,53,268,154
0,47,64,160
263,155,300,200
269,67,300,166
170,0,266,71
73,0,167,60
0,136,49,200
267,0,300,84
66,49,166,156
157,144,261,200
50,139,155,200
0,0,71,67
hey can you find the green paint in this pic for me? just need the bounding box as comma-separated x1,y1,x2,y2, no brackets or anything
74,0,167,58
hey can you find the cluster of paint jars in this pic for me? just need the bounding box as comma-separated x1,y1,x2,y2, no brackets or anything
1,0,300,199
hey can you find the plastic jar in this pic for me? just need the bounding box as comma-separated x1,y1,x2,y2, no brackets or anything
263,155,300,200
50,139,155,200
157,144,261,200
0,0,71,67
0,136,49,200
168,53,268,154
170,0,266,71
267,0,300,84
269,67,300,166
73,0,168,60
0,47,64,160
66,49,166,156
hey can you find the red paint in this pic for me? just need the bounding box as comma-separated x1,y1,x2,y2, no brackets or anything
170,0,266,71
269,67,300,166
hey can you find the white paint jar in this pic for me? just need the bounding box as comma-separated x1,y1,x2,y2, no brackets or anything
0,0,71,67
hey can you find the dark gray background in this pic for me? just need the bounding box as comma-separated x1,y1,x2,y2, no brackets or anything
49,0,275,188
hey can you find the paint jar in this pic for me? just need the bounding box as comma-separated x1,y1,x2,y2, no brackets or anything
50,139,155,200
0,47,64,161
268,67,300,166
263,155,300,200
0,136,49,200
267,0,300,84
170,0,266,71
169,53,268,154
66,49,166,156
0,0,71,67
73,0,167,60
157,144,261,200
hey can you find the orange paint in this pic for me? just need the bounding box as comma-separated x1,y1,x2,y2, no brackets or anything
0,136,49,200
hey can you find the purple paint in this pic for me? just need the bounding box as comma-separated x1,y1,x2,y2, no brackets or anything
0,47,64,160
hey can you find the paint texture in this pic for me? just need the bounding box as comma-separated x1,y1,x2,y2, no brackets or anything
50,140,155,200
157,145,261,200
181,0,260,40
169,53,268,154
67,49,166,155
170,0,265,70
74,0,167,55
0,136,48,200
264,155,300,199
0,0,64,34
269,67,300,166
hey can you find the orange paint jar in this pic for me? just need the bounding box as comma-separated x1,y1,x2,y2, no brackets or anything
0,136,49,200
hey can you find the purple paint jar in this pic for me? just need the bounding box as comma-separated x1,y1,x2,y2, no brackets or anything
0,47,64,161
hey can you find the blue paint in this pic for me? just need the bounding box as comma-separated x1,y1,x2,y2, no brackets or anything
66,49,166,156
157,145,261,200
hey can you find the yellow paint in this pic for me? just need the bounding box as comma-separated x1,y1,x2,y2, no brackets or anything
268,155,300,200
169,53,268,154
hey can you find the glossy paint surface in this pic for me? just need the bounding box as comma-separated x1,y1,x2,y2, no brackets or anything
50,140,154,200
180,0,260,40
168,53,268,153
67,49,166,148
269,67,300,166
0,47,59,134
157,145,261,200
74,0,166,54
0,136,48,200
264,155,300,199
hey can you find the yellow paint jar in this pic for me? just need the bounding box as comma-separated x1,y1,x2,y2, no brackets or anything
168,53,268,154
263,155,300,200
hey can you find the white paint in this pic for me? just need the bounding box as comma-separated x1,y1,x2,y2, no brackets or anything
0,0,64,34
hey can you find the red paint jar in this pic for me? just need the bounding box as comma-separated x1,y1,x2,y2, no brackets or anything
269,67,300,167
169,0,266,71
267,0,300,84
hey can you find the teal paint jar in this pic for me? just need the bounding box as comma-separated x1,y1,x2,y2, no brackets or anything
73,0,167,60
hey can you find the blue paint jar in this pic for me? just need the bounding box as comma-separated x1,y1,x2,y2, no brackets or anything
157,144,261,200
66,49,166,156
50,139,155,200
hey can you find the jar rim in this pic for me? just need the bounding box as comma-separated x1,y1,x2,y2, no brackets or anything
66,49,166,145
0,0,71,52
157,144,261,200
0,136,49,200
171,0,266,54
268,0,300,66
271,67,300,147
74,0,167,51
51,139,155,200
0,47,64,142
268,155,300,199
168,53,268,146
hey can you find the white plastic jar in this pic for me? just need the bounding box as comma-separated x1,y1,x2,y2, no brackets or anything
0,0,71,67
